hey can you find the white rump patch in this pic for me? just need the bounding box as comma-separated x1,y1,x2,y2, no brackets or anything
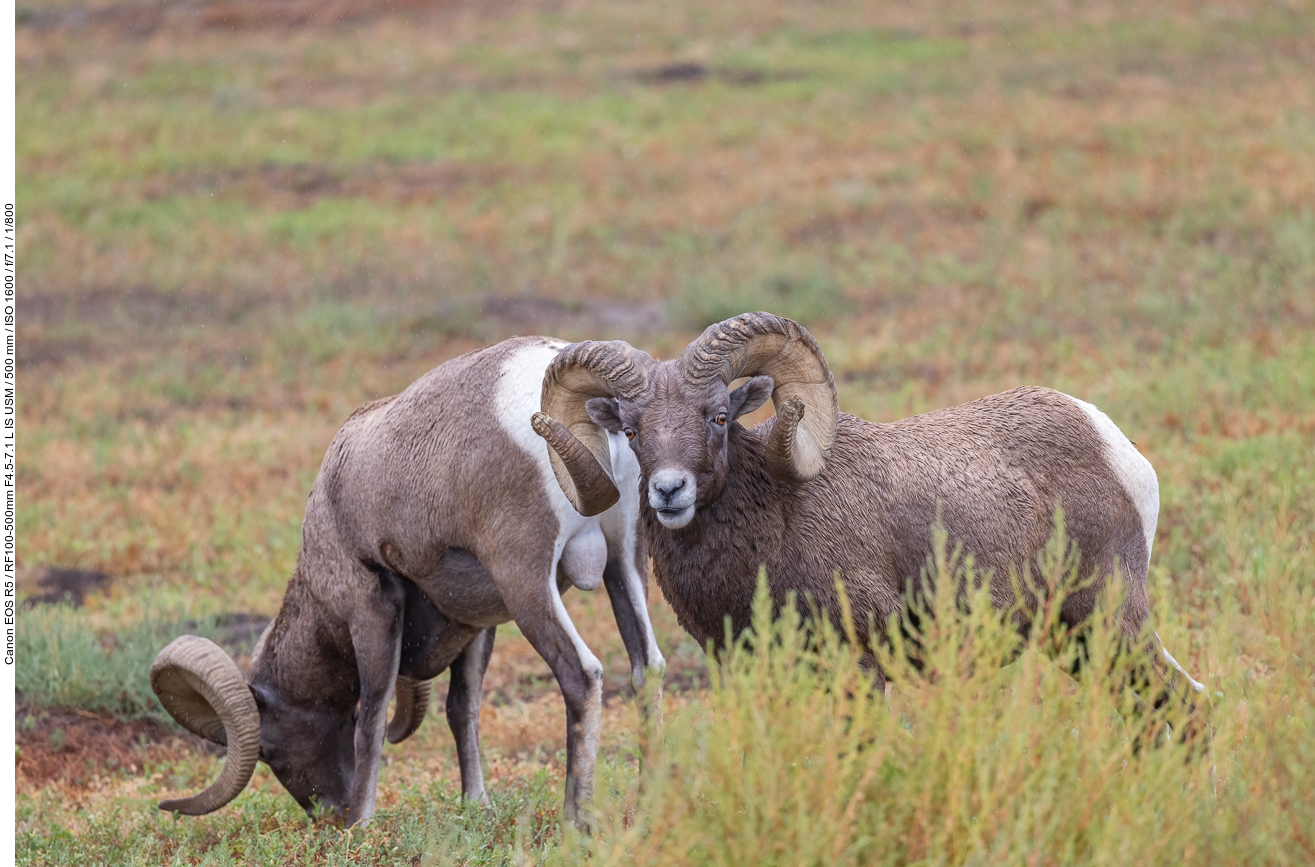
496,336,606,666
1066,395,1160,557
497,339,657,726
495,339,591,537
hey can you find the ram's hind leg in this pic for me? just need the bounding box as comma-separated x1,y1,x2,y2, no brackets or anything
1103,560,1209,755
493,553,604,830
1155,636,1205,698
1118,582,1208,745
446,626,496,806
1053,538,1209,761
1148,631,1209,747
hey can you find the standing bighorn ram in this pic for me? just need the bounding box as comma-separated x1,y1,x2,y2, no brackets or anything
151,336,664,827
533,311,1205,704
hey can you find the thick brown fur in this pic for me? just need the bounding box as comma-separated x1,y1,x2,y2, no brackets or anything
643,389,1150,653
549,315,1201,721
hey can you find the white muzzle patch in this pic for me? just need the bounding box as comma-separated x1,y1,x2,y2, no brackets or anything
649,468,696,529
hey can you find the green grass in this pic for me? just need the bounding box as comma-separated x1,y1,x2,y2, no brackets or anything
676,252,853,327
17,770,566,866
16,0,1315,862
18,605,241,721
19,3,1315,313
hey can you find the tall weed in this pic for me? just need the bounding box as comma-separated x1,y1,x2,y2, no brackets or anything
576,524,1229,866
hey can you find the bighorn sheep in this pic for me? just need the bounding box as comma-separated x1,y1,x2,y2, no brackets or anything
533,312,1204,703
150,336,664,827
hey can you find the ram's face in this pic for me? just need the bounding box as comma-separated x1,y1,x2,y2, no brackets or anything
587,368,774,530
253,686,356,820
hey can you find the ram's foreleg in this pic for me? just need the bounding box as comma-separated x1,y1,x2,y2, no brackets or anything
346,564,406,827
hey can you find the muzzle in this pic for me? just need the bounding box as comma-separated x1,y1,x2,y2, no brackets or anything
648,468,697,529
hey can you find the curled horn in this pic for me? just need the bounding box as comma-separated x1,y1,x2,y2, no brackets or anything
386,675,431,744
150,635,262,815
537,340,655,516
680,312,838,483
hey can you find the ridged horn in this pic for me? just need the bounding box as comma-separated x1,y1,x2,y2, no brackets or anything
538,340,656,516
679,312,837,483
150,635,262,815
386,675,431,744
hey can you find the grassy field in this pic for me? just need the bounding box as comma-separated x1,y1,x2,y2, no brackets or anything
15,0,1315,863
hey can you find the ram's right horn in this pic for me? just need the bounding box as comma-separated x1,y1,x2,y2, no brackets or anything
150,635,262,815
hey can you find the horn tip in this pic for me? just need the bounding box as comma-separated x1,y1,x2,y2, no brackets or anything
158,797,198,815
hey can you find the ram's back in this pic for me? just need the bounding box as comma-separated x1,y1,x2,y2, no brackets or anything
789,386,1154,634
303,337,567,584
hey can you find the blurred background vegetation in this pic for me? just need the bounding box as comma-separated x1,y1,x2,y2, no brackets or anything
15,0,1315,863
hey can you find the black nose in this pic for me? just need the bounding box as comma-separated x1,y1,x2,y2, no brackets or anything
654,478,685,502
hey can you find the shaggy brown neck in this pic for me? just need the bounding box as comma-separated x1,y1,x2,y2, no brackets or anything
248,571,360,711
643,421,794,650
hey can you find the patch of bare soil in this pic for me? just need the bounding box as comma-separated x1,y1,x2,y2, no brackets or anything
19,288,671,367
409,295,673,342
658,663,710,695
631,63,807,86
15,705,215,791
478,295,672,338
22,566,112,607
143,161,510,210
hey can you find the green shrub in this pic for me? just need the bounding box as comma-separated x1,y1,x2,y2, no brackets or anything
569,521,1309,866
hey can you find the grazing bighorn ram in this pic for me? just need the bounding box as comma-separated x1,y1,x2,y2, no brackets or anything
533,311,1204,703
150,336,664,827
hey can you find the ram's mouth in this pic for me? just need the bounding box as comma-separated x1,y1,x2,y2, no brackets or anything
655,505,695,529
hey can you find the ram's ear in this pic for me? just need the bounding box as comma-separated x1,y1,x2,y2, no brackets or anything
729,376,774,420
585,397,624,433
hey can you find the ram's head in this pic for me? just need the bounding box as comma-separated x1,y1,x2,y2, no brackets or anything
535,311,838,528
150,634,426,819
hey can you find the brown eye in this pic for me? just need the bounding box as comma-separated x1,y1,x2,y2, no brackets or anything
715,413,727,426
624,428,636,440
